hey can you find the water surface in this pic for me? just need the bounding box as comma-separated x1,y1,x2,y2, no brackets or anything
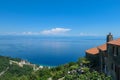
0,36,105,66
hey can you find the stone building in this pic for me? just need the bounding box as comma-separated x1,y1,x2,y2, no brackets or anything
86,33,120,80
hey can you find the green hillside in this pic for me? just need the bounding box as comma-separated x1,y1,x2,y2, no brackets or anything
0,56,111,80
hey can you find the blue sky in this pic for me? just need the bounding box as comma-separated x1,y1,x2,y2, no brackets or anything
0,0,120,36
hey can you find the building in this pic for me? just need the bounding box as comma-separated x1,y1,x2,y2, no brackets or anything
86,33,120,80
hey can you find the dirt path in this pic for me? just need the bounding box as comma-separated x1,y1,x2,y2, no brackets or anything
0,67,9,76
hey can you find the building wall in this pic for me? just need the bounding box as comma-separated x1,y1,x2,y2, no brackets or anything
86,53,100,71
85,40,120,79
99,50,107,73
107,44,120,80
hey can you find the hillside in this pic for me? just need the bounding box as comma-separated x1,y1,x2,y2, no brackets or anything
0,56,111,80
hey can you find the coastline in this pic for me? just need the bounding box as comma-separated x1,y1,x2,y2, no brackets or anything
0,55,56,68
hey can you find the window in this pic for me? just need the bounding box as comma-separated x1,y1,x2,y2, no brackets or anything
111,63,116,71
113,46,119,56
104,65,107,73
112,46,115,55
115,65,117,72
107,45,111,54
115,65,120,80
116,47,119,56
111,63,113,70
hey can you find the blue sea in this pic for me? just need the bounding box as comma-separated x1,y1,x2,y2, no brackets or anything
0,35,105,66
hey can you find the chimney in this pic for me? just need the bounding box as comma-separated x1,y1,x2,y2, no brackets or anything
106,33,113,42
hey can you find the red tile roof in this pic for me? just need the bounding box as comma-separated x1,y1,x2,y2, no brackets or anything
86,48,99,55
107,38,120,46
86,38,120,55
86,44,107,55
97,44,107,51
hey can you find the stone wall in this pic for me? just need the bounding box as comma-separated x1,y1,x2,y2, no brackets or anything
107,44,120,80
86,53,100,71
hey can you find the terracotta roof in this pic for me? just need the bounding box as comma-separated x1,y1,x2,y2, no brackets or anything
107,38,120,46
86,38,120,55
86,48,99,55
86,44,107,55
97,44,107,51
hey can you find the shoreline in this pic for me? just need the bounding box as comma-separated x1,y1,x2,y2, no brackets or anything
0,55,56,68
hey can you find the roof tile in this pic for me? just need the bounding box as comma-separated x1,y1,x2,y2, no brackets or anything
107,38,120,46
97,44,107,51
86,48,99,55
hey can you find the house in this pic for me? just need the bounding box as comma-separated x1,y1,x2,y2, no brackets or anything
86,33,120,80
86,44,106,71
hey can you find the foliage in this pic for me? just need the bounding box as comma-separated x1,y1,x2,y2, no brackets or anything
0,56,10,72
0,56,111,80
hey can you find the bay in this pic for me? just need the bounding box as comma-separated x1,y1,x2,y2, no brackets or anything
0,35,105,66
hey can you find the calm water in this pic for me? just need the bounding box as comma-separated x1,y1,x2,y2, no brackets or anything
0,36,105,66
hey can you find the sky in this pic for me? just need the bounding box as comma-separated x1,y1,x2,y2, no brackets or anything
0,0,120,36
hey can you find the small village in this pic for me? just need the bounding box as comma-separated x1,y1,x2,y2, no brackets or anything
9,60,44,71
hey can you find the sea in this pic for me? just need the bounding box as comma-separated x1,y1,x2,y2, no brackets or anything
0,35,105,66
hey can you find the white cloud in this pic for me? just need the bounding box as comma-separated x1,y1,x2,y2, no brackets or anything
21,32,40,35
41,28,71,35
0,28,71,36
1,32,40,35
79,32,98,36
22,32,33,35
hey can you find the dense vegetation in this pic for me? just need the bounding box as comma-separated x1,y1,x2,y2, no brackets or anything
0,56,111,80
